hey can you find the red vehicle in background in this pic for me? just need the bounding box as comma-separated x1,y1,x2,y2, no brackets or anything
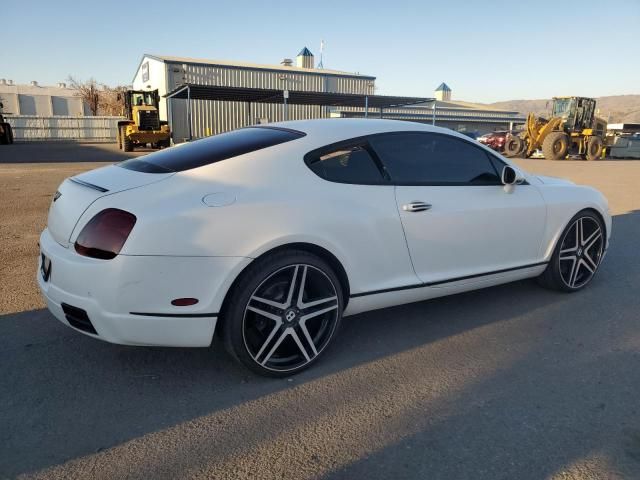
478,131,509,152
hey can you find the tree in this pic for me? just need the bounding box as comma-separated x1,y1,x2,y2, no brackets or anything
67,76,101,116
99,85,128,117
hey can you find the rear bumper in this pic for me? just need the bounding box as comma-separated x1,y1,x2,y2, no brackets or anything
38,228,251,347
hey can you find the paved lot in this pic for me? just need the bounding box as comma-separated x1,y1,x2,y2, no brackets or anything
1,143,640,479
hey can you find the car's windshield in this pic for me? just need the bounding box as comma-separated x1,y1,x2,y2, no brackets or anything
552,98,573,117
131,92,155,107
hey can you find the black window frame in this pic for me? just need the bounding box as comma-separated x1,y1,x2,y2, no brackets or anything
303,136,390,185
368,130,511,187
304,130,528,187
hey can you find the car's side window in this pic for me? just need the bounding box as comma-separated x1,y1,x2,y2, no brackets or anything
305,143,385,184
369,132,502,185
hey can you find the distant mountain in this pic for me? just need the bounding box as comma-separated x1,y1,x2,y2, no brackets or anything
482,95,640,123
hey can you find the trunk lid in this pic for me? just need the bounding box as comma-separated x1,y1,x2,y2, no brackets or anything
47,164,173,246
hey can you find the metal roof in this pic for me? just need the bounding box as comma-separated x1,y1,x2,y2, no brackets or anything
297,47,313,57
143,54,375,79
435,82,451,92
165,84,432,109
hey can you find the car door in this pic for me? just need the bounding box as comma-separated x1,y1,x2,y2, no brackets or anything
368,131,547,285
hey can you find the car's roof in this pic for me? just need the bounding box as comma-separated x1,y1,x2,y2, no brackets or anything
262,118,467,146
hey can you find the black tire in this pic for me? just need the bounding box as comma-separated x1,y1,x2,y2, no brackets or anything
5,125,13,144
586,136,603,161
0,125,8,145
222,250,344,377
504,136,525,158
121,126,133,152
537,210,605,292
542,132,569,160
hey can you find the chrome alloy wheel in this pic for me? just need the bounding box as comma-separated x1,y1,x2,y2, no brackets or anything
242,264,340,372
558,216,604,289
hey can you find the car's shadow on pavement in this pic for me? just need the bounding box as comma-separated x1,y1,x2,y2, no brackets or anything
0,142,147,164
2,211,639,479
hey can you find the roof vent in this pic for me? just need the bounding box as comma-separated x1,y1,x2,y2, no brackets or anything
0,79,6,85
281,58,293,67
7,79,14,86
296,47,314,69
57,82,67,88
30,80,39,87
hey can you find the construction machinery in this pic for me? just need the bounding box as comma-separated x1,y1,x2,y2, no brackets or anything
0,101,14,145
117,90,170,151
504,96,606,160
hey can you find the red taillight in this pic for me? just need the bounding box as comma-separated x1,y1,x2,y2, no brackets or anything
74,209,137,260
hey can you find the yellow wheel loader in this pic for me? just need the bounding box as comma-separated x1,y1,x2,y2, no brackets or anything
117,90,170,152
504,97,606,160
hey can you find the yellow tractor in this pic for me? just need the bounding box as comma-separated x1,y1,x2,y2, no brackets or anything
117,90,170,152
504,96,606,160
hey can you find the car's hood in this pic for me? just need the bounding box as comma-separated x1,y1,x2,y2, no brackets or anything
536,175,575,186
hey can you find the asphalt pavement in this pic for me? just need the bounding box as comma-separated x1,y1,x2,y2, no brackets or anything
1,144,639,479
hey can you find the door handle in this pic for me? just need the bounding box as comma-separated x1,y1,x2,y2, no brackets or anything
402,201,432,212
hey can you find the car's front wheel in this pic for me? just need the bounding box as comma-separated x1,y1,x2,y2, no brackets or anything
222,250,343,376
538,210,605,292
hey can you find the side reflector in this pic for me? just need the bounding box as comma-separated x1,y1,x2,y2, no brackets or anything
171,298,199,307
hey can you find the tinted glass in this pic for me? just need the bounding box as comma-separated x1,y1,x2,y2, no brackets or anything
307,145,384,184
119,127,305,173
370,132,501,185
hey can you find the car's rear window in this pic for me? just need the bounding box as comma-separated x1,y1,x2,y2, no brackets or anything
118,126,305,173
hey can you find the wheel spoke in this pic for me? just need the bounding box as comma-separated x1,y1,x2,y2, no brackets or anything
246,305,282,322
560,254,577,262
577,218,584,245
582,227,602,248
260,328,290,366
582,255,597,273
250,295,287,310
254,322,283,361
283,265,301,307
296,266,308,308
566,257,579,287
289,328,311,362
584,231,602,251
297,322,318,356
299,295,338,309
301,304,338,322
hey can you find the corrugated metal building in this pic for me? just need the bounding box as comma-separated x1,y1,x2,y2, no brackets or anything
131,51,524,141
333,83,525,136
132,49,376,141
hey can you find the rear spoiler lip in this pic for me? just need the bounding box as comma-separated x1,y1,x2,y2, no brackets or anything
69,177,109,193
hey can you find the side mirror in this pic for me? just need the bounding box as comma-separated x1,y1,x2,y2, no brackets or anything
501,165,525,191
502,165,517,185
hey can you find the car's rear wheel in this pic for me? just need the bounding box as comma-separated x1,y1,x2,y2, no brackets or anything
222,250,343,376
538,210,605,292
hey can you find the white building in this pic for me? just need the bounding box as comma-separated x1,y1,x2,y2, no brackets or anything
131,48,376,141
0,79,89,116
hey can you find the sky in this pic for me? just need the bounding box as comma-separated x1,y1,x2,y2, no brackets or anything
2,0,639,103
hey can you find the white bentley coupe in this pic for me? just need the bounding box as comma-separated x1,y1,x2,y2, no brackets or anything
38,119,611,376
